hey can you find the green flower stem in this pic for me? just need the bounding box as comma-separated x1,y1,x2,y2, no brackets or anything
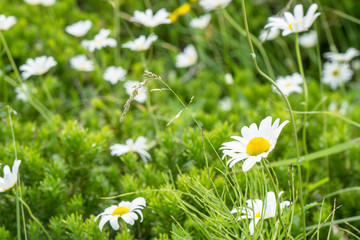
237,0,305,238
18,197,52,240
8,107,21,240
295,34,309,155
123,220,129,240
222,9,275,80
262,160,284,229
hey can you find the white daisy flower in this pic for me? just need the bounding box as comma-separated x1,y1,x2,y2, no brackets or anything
110,136,151,163
328,101,348,115
224,73,234,85
103,66,127,85
19,56,57,80
124,81,147,104
219,97,232,111
299,30,317,48
231,191,290,236
0,15,17,31
175,44,198,68
65,20,92,37
41,0,56,6
70,55,94,72
273,72,303,96
323,48,360,62
259,28,280,42
94,197,146,231
220,116,289,171
190,14,211,29
24,0,55,6
121,34,158,51
0,160,21,192
265,4,320,36
199,0,232,12
131,8,171,27
322,61,353,90
81,29,117,52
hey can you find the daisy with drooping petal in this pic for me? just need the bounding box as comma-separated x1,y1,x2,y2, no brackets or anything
175,44,198,68
199,0,232,12
259,28,280,42
121,34,158,51
81,29,117,52
131,8,171,27
299,30,317,48
65,20,92,37
110,136,151,163
322,61,353,90
231,191,290,235
103,66,127,84
220,116,289,171
94,197,146,231
19,56,57,80
0,15,17,31
123,81,147,103
70,55,94,72
324,48,360,62
265,4,320,36
190,14,211,29
0,160,21,192
272,73,303,96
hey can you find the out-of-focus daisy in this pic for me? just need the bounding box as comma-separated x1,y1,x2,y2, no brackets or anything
328,101,348,115
110,136,151,163
219,97,232,111
299,30,317,48
82,29,117,52
0,160,21,192
15,84,30,101
259,28,280,42
70,55,94,72
0,15,17,31
24,0,55,6
273,73,303,96
41,0,56,6
122,34,158,51
220,116,289,171
322,61,353,90
65,20,92,37
175,44,198,68
19,56,57,80
124,81,147,103
265,4,320,36
103,66,127,84
199,0,232,11
231,191,290,235
169,3,191,23
131,8,171,27
225,73,234,85
94,197,146,231
190,14,211,29
324,48,360,62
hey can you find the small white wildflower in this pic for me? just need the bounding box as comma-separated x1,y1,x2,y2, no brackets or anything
190,14,211,29
199,0,232,11
0,15,17,31
65,20,92,37
0,160,21,192
110,136,151,163
82,29,117,52
103,66,127,84
70,55,94,72
273,73,303,96
131,8,171,27
122,34,158,51
19,56,57,80
322,61,353,90
299,30,317,48
175,44,198,68
324,48,360,62
225,73,234,85
219,97,232,111
123,81,147,103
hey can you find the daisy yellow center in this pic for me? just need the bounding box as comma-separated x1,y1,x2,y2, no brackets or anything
112,206,130,216
95,39,103,45
288,23,293,30
285,83,292,88
246,137,271,156
188,56,195,63
332,70,339,76
255,211,261,218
